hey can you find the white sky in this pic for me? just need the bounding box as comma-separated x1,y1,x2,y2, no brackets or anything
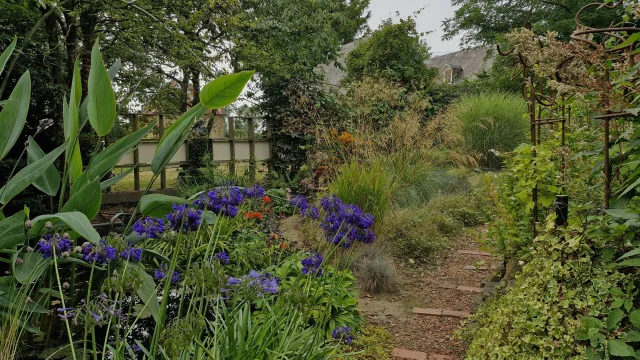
367,0,462,55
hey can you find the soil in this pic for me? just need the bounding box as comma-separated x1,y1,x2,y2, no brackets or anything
358,226,499,359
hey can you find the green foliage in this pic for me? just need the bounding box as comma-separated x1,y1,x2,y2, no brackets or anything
328,159,396,226
451,92,529,169
345,18,436,89
344,325,394,360
429,192,487,227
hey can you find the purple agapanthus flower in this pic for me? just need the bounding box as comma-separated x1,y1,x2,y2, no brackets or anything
35,233,72,258
213,251,230,265
301,252,323,277
332,326,354,345
56,307,75,320
242,184,265,198
226,270,279,295
193,186,244,218
320,195,375,248
290,194,308,212
120,245,142,262
154,264,180,284
82,240,117,264
167,204,203,233
133,217,165,238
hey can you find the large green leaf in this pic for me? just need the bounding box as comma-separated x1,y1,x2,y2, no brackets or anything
0,211,25,250
72,122,155,195
199,70,254,109
30,212,100,244
62,178,101,220
140,194,188,218
72,59,81,107
68,142,83,184
129,263,160,322
608,339,635,357
13,252,49,284
27,137,60,197
87,40,116,137
107,59,122,81
0,36,17,76
0,71,30,161
151,104,205,174
78,59,121,130
0,143,65,205
100,166,135,190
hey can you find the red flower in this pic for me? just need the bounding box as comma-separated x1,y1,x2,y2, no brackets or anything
280,243,288,249
244,212,255,219
263,195,272,204
255,212,263,220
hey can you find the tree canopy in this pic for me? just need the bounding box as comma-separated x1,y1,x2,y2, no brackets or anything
443,0,624,46
344,18,436,89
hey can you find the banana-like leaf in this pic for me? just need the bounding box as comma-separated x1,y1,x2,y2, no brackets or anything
151,104,205,174
29,212,100,244
87,39,116,136
128,262,160,322
0,71,30,161
199,70,255,109
13,252,49,284
79,59,121,130
100,166,135,190
0,143,65,205
140,194,188,218
62,177,101,220
0,36,17,75
68,142,83,184
0,211,25,250
27,137,60,197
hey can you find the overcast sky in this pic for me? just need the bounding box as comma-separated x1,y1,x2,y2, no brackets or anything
367,0,462,55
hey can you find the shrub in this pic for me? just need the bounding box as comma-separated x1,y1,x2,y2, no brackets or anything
329,159,396,226
392,167,471,209
382,207,449,263
344,325,395,359
354,246,398,294
428,193,486,227
449,92,528,169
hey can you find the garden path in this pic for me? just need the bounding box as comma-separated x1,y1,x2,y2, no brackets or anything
358,226,499,360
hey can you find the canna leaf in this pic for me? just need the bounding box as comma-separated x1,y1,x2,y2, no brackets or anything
199,70,254,109
0,71,30,161
87,39,116,136
27,137,61,197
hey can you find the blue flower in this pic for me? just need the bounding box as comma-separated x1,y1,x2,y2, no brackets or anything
56,307,75,320
120,245,142,262
227,277,242,286
301,252,323,277
167,204,203,233
290,194,308,212
225,271,279,295
332,326,353,345
319,196,375,248
243,184,265,198
133,217,165,238
82,240,117,264
154,264,179,284
89,310,102,322
194,185,244,217
35,233,72,258
213,251,230,265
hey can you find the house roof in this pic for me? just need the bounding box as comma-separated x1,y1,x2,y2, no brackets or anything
425,46,495,80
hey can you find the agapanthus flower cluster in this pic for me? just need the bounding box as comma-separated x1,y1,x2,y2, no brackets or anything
57,307,75,320
167,204,203,232
82,240,117,264
35,233,72,258
120,245,143,262
290,194,320,219
320,196,375,248
332,326,353,345
301,252,323,277
133,217,166,238
194,186,244,217
81,293,124,323
226,270,279,295
243,184,265,198
213,251,230,265
154,264,180,284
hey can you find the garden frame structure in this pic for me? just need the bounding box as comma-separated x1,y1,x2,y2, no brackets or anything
497,0,640,236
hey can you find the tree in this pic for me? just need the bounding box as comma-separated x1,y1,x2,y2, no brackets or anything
443,0,624,47
345,18,437,89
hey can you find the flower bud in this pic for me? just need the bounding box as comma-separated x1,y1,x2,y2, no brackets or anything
62,282,70,290
25,297,32,303
24,220,33,229
44,221,53,229
27,246,34,253
15,257,23,266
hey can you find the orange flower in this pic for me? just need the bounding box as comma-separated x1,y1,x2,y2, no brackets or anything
263,195,272,204
255,212,263,220
338,131,355,145
280,243,288,249
244,212,255,219
330,128,338,136
270,232,280,240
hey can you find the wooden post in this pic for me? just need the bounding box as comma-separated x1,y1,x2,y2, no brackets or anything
228,117,235,176
159,114,167,189
133,114,140,191
248,117,256,183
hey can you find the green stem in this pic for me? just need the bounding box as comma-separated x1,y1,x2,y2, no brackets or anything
83,265,96,360
53,248,77,360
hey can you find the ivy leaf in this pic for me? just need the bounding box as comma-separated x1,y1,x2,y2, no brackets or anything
608,339,635,357
630,310,640,328
607,309,625,331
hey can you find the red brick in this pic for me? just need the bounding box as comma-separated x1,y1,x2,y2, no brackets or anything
412,307,442,316
464,265,489,270
457,250,493,256
457,286,483,293
393,348,427,360
442,309,471,318
429,355,454,360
